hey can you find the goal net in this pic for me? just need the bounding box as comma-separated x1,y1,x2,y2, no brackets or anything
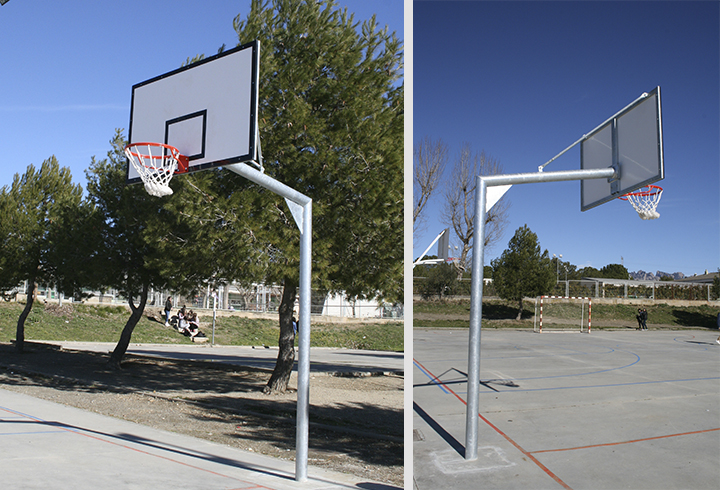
533,296,591,333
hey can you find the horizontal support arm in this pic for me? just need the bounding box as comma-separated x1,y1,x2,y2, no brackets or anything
226,163,311,206
481,167,616,187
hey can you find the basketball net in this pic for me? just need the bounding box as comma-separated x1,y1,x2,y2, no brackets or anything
125,143,188,197
620,185,663,220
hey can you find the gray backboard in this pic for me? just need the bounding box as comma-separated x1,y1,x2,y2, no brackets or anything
126,41,259,184
581,86,664,211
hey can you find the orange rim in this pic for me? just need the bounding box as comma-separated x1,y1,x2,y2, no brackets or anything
619,184,663,200
125,142,188,173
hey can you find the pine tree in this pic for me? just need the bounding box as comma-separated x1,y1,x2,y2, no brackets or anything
226,0,404,392
0,158,83,352
84,130,259,368
491,225,555,320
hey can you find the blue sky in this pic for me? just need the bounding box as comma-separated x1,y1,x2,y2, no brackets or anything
1,1,717,278
413,1,719,277
0,0,403,190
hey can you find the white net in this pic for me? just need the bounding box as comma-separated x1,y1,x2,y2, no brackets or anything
622,186,663,220
125,143,182,197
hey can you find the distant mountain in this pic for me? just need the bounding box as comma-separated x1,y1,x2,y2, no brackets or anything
629,270,685,281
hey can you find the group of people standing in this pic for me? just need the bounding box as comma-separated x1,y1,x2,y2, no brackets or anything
636,307,648,331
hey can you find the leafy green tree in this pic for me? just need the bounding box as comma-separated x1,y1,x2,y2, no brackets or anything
577,266,601,278
483,265,493,279
225,0,403,393
0,158,83,352
421,263,457,300
599,263,629,279
712,269,720,301
84,130,259,369
491,225,554,320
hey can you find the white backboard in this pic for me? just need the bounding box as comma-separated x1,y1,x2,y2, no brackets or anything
581,86,664,211
126,41,259,183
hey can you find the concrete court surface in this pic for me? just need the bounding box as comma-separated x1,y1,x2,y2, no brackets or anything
42,341,404,375
413,329,720,490
0,388,399,490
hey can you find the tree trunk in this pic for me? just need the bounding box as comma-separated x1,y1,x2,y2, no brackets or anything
108,284,148,370
516,297,524,321
263,278,297,394
15,281,37,353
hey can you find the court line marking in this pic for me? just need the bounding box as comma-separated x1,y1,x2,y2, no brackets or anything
415,344,639,383
414,359,450,394
474,376,720,394
530,428,720,454
414,358,573,490
0,404,276,490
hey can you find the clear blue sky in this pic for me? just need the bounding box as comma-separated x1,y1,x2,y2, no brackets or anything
414,1,719,277
0,0,404,191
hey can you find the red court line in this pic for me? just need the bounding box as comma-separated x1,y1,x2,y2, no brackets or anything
531,427,720,454
414,358,573,490
0,405,275,490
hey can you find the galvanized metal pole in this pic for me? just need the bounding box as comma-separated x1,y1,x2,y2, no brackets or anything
465,166,615,460
295,200,312,481
465,176,486,460
225,162,312,482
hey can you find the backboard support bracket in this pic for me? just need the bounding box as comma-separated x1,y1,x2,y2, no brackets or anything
246,124,265,173
609,119,621,194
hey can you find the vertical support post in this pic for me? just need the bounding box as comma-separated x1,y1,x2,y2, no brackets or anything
295,200,312,481
465,176,487,460
225,162,312,482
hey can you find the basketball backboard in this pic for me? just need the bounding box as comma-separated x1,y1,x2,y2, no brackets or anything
126,41,259,184
438,228,449,260
581,86,664,211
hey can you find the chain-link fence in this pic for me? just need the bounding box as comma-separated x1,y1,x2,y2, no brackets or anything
5,281,403,320
414,276,718,302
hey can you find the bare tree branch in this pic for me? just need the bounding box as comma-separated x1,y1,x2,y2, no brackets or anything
413,136,448,233
441,144,509,278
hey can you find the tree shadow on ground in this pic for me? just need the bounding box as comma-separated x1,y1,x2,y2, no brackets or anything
0,341,402,471
672,309,719,329
190,397,402,468
0,342,263,395
482,302,533,320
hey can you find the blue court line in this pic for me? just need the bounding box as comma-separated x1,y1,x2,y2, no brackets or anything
512,348,641,381
481,376,720,394
421,345,617,365
413,360,450,394
418,347,641,386
0,430,69,436
0,405,82,434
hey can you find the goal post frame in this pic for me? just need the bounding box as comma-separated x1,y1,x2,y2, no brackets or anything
534,295,592,333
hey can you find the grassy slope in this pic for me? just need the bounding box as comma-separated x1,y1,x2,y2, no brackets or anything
414,298,720,330
0,302,403,351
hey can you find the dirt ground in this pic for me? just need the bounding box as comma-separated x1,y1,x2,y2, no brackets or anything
0,342,403,487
